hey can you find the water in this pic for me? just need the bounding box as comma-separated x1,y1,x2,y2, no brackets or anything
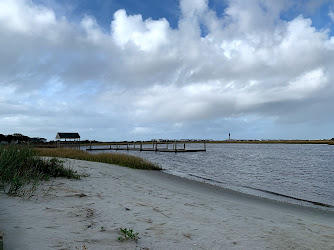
86,143,334,210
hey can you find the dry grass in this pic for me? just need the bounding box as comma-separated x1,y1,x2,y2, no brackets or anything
34,148,161,170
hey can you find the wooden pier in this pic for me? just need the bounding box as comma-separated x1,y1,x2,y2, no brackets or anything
86,141,206,153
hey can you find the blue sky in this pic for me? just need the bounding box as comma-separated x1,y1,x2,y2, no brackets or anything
34,0,181,29
1,0,334,141
34,0,334,32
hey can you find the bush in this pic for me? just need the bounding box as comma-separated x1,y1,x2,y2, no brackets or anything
0,145,80,196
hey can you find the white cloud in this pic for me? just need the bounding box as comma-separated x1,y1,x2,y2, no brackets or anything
0,0,56,33
0,0,334,140
111,9,171,51
180,0,208,18
287,68,327,96
329,10,334,22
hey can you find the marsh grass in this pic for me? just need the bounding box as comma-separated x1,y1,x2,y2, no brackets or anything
35,148,161,170
0,145,80,196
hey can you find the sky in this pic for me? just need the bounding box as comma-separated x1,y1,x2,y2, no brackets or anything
1,0,334,141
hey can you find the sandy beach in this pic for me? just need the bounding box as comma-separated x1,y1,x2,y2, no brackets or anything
1,158,334,249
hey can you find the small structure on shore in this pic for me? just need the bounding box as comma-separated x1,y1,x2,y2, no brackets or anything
56,132,80,141
29,137,47,143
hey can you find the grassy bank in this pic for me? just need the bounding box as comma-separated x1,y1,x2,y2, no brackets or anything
35,148,161,170
0,145,80,196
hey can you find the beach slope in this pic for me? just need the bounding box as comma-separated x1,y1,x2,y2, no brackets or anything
1,159,334,249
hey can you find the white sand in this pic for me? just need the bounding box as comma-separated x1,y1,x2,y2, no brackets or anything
1,158,334,249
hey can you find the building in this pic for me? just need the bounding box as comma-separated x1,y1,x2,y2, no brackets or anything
56,133,80,141
29,137,47,143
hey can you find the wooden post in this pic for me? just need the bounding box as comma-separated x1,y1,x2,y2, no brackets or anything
0,230,3,250
174,140,177,153
110,144,112,150
155,141,158,152
152,141,154,149
90,141,92,150
204,141,206,151
127,143,129,150
166,141,168,149
184,143,185,150
134,142,135,148
140,141,142,151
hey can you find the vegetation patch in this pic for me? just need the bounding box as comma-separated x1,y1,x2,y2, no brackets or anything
0,145,80,197
35,148,161,170
118,228,139,243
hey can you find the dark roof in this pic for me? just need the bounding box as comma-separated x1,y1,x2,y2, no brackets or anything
56,133,80,139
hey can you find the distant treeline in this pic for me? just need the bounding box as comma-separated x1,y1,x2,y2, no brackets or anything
0,133,46,143
0,134,29,143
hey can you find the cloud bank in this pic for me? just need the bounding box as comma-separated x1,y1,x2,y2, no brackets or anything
0,0,334,140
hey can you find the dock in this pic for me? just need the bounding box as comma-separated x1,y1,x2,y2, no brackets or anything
86,141,207,153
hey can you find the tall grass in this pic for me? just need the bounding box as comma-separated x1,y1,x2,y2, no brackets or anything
0,145,80,196
35,148,161,170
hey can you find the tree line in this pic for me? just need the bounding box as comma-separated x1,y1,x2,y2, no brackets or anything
0,133,31,143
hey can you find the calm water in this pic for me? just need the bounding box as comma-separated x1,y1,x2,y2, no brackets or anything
87,143,334,210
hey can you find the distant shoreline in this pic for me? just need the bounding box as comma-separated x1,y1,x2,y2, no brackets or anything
32,139,334,148
207,139,334,144
92,139,334,145
84,140,334,147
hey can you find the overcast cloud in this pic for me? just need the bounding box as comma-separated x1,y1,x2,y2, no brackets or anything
0,0,334,141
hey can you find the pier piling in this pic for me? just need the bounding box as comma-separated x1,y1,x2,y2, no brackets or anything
0,230,3,250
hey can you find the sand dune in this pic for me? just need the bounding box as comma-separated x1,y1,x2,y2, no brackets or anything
1,158,334,249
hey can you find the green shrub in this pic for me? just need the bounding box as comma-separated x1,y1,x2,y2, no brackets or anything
0,145,80,196
118,228,139,243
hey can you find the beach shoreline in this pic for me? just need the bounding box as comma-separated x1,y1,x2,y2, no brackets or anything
1,158,334,249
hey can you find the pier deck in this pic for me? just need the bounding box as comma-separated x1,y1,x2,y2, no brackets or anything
86,148,206,152
85,141,207,153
